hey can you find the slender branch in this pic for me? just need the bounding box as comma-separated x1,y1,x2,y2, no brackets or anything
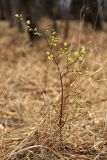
44,35,64,147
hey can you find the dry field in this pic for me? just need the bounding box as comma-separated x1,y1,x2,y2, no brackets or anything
0,20,107,160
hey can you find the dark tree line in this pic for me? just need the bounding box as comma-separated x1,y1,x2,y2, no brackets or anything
0,0,106,41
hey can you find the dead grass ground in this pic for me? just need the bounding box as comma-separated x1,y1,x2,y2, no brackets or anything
0,20,107,160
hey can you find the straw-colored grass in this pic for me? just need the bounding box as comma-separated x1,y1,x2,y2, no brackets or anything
0,20,107,160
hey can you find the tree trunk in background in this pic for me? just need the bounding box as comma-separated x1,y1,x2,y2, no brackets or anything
0,0,7,20
103,0,107,21
10,0,24,32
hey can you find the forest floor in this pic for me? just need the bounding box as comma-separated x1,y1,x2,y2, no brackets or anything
0,20,107,160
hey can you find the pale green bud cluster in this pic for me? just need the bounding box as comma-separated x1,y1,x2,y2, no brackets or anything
46,51,54,60
67,55,73,65
50,31,58,47
75,46,86,61
60,42,69,54
15,14,42,36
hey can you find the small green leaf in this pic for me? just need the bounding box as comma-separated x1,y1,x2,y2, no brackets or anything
75,46,86,61
26,20,30,25
46,52,54,60
15,14,19,17
61,42,70,54
50,31,58,47
67,57,73,65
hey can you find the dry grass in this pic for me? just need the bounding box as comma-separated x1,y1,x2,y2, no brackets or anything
0,20,107,160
